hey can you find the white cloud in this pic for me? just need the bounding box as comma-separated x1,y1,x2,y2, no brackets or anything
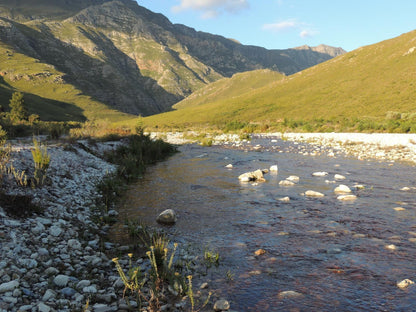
172,0,249,18
262,19,298,32
263,19,319,39
300,29,319,38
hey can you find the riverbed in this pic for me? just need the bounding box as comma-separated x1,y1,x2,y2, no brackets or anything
116,136,416,311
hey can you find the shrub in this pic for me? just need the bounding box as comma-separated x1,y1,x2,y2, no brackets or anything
9,92,28,122
31,138,50,187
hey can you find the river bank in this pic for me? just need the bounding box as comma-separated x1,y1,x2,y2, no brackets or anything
155,132,416,164
1,132,415,311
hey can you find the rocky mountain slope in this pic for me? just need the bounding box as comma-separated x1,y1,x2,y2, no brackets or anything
0,0,345,117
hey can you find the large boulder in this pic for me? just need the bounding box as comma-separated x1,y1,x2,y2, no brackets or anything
156,209,177,225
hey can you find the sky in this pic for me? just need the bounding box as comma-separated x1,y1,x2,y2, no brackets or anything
136,0,416,52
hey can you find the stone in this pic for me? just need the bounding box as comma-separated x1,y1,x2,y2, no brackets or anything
334,184,352,193
42,289,57,302
76,280,91,289
269,165,278,172
61,287,77,297
49,225,62,237
278,290,304,299
225,164,233,169
38,302,51,312
213,299,230,311
279,180,295,186
394,207,406,211
312,171,328,177
254,249,266,256
53,275,69,287
397,279,414,289
238,169,267,182
305,190,325,197
45,267,59,275
0,280,19,293
83,285,97,293
334,174,346,180
337,195,357,201
156,209,177,225
278,196,290,202
67,239,82,250
385,244,397,251
92,303,113,312
18,258,38,269
286,175,299,182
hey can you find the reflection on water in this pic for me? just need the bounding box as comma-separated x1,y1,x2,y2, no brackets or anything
114,138,416,311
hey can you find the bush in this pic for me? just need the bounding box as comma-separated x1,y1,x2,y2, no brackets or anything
31,138,50,187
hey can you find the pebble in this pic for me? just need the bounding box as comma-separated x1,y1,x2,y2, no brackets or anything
334,174,346,180
53,275,70,287
279,180,295,186
312,171,328,177
334,184,352,193
0,280,19,293
397,279,414,289
278,290,304,299
213,299,230,311
305,190,325,197
337,195,357,201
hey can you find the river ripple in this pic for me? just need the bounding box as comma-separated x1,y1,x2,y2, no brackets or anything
115,137,416,311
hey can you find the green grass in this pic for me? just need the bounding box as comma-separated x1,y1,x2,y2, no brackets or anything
0,42,135,123
142,30,416,132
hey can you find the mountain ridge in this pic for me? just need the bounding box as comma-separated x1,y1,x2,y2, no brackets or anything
0,0,346,119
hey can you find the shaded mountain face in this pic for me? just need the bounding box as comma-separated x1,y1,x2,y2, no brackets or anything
0,0,346,116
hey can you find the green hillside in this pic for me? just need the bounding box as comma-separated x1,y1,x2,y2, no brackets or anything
0,42,134,122
143,30,416,132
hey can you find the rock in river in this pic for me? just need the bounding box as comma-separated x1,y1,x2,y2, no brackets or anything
156,209,177,225
238,169,267,182
305,190,325,197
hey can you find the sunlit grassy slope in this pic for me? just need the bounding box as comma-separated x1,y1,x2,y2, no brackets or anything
143,30,416,129
0,42,134,122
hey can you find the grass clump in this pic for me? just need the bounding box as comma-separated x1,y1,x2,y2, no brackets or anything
31,138,50,187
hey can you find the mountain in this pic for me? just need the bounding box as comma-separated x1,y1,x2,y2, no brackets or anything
143,29,416,130
0,0,345,119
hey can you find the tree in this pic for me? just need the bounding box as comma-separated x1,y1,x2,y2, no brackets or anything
9,92,28,122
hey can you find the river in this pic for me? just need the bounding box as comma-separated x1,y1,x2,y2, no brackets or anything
115,136,416,311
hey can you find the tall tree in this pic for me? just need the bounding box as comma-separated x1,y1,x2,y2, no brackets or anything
9,92,28,122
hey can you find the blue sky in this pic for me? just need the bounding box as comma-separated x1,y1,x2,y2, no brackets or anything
136,0,416,52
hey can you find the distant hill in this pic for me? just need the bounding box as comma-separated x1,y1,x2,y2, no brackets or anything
0,0,345,120
143,30,416,131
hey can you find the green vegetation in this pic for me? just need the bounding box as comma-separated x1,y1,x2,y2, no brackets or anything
96,132,177,213
142,30,416,133
9,92,28,122
31,138,51,187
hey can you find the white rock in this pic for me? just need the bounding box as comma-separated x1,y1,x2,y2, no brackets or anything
305,190,325,197
312,171,328,177
213,299,230,311
286,175,299,182
278,196,290,202
49,225,62,237
92,303,113,312
278,290,304,299
53,275,69,287
385,244,397,251
38,302,51,312
156,209,177,225
83,285,98,293
0,280,19,293
225,164,233,169
42,289,57,302
401,187,410,191
269,165,278,172
397,279,414,289
77,280,91,289
337,195,357,201
394,207,406,211
279,180,295,186
67,239,81,250
334,184,352,193
334,174,346,180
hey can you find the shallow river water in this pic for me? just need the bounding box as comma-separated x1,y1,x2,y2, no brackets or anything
116,137,416,311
